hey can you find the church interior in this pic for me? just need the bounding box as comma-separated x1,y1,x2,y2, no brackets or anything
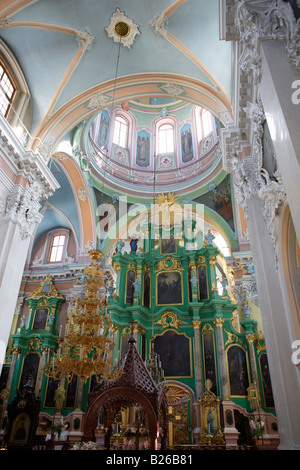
0,0,299,451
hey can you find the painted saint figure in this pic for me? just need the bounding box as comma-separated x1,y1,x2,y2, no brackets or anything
136,135,150,167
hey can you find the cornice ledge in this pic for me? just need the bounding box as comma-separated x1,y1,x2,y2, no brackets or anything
0,114,59,196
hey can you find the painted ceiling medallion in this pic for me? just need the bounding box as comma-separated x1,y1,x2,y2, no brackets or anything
105,8,140,49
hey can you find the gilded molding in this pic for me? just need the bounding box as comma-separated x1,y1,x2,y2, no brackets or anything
155,256,184,272
27,275,64,300
155,310,187,330
224,329,243,346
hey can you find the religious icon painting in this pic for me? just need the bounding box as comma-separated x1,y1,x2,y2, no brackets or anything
198,265,208,300
227,345,249,396
32,308,49,330
125,270,135,304
157,271,182,305
143,270,151,308
161,235,177,254
181,123,194,164
136,130,150,168
260,353,275,408
203,331,218,396
153,330,191,377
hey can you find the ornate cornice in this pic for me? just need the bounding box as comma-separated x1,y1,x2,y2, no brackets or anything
221,0,299,174
233,160,262,217
225,0,299,71
0,115,58,197
0,185,43,239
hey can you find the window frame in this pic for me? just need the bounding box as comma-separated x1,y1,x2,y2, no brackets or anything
0,39,31,133
113,114,129,149
0,60,16,118
44,229,70,264
201,108,213,138
195,106,214,143
48,233,67,263
156,119,175,155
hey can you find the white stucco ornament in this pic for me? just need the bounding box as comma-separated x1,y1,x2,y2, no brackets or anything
105,8,140,49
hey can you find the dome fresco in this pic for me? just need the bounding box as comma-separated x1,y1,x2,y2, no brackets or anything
79,100,224,197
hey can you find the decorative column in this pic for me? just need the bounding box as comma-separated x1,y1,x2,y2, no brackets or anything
133,264,142,305
259,38,300,243
0,114,59,376
36,347,48,396
224,84,299,446
206,238,219,296
192,320,202,447
246,193,300,449
213,317,229,399
5,347,22,392
114,262,122,303
245,333,259,386
192,320,203,398
189,261,198,302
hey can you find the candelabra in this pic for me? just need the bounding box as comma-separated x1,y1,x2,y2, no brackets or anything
44,250,118,384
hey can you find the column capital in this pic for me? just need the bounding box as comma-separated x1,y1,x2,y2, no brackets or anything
213,318,225,329
12,347,23,355
246,333,256,344
2,185,43,240
192,320,201,330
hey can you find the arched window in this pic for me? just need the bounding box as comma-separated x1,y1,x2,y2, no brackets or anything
195,107,213,143
157,122,174,154
113,115,128,148
48,233,67,263
0,61,16,117
202,109,213,137
0,39,31,134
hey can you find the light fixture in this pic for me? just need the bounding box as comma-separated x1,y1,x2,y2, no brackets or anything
44,250,118,384
114,21,130,38
105,8,140,49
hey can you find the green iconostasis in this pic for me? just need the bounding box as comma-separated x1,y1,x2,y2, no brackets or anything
0,215,277,448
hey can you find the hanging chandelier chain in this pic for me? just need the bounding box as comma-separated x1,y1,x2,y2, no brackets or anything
100,37,122,209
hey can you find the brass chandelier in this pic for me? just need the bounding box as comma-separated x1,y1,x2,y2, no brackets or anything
44,250,118,384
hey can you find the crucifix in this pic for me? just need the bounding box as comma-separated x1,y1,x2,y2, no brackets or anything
129,319,137,335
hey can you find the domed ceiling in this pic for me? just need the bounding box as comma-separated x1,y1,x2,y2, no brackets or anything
72,99,224,198
0,0,236,216
0,0,234,153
